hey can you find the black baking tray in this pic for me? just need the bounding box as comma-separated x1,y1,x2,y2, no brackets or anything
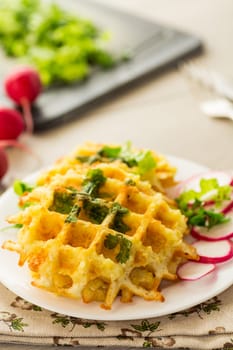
0,0,202,131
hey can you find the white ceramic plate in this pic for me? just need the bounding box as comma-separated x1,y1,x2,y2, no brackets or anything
0,156,232,321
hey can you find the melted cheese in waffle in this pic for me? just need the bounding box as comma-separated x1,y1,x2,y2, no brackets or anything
3,143,198,309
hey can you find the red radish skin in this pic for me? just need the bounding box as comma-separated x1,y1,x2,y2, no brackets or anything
203,197,233,214
192,240,233,264
222,200,233,215
168,172,233,282
177,261,216,281
0,108,24,140
4,67,42,133
0,148,8,179
5,67,42,104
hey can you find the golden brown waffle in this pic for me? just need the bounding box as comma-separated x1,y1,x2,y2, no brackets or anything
3,142,198,309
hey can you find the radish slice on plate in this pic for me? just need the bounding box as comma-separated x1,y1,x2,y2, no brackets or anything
192,240,233,263
203,197,233,213
166,171,232,199
222,200,233,215
191,213,233,241
177,261,216,281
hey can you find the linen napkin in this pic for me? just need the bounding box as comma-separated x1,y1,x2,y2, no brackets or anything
0,282,233,349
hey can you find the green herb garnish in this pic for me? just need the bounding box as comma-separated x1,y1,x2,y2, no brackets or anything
82,168,106,197
108,141,156,175
64,185,110,224
65,204,81,223
21,201,37,209
98,146,122,159
104,234,119,249
13,180,34,196
78,142,157,176
49,190,75,214
181,199,229,229
134,150,157,175
177,178,232,229
125,178,136,186
76,155,101,165
83,198,109,224
110,202,130,233
0,223,23,232
104,233,132,263
13,223,23,229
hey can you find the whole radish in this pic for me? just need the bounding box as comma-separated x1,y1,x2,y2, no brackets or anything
0,107,24,140
0,107,24,181
0,107,39,181
4,67,42,133
0,147,8,180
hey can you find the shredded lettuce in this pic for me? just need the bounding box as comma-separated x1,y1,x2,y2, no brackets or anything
0,0,116,85
177,178,232,229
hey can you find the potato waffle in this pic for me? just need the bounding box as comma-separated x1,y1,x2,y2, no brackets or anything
3,142,198,309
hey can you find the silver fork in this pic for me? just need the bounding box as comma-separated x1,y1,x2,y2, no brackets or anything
182,61,233,101
181,61,233,120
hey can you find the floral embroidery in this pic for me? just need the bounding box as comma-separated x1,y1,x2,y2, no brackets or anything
0,311,28,332
11,296,42,311
131,320,161,333
117,320,161,347
168,296,222,319
50,312,106,331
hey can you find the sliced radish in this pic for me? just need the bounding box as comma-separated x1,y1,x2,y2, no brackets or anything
192,240,233,263
177,261,216,281
191,213,233,241
166,171,232,200
222,200,233,215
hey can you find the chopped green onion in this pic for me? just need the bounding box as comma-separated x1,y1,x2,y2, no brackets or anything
104,233,132,263
13,180,34,196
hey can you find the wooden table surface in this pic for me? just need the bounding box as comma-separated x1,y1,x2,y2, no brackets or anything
1,0,233,348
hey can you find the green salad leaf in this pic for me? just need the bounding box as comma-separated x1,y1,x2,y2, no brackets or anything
0,0,117,85
176,178,232,229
